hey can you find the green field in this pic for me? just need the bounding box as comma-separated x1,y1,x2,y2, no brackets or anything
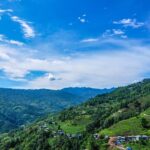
100,108,150,136
59,115,92,134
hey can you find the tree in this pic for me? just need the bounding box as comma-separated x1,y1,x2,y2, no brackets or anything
141,117,149,129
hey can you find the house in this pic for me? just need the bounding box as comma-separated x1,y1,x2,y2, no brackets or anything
57,130,64,135
71,134,77,138
126,136,137,141
115,136,125,145
125,135,150,142
93,133,99,140
76,133,82,139
126,147,132,150
115,140,121,145
141,135,149,140
42,124,48,128
117,136,125,142
66,133,72,138
104,135,109,139
66,133,82,139
136,135,143,141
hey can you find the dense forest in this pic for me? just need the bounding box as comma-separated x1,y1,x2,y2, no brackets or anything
0,87,111,133
0,79,150,149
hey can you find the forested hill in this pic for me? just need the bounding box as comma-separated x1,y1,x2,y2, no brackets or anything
0,87,111,133
0,79,150,150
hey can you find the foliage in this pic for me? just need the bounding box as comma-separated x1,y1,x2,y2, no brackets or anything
0,87,109,133
0,79,150,149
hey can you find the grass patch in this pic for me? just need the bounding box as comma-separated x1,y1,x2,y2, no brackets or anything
59,121,85,134
100,108,150,136
100,117,145,136
59,115,92,134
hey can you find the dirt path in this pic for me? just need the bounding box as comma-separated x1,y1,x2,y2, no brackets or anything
108,137,126,150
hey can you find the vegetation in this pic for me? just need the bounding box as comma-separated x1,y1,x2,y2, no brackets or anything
0,87,109,133
100,108,150,136
124,140,150,150
0,79,150,149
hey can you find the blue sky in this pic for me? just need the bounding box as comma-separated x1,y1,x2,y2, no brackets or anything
0,0,150,89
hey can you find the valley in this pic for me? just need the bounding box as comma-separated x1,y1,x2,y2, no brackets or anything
0,87,111,133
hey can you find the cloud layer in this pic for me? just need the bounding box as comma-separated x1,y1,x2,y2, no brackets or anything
0,2,149,89
0,36,150,89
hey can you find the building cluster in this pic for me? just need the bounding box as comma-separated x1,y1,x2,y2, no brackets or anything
52,130,83,139
38,122,83,139
115,135,150,145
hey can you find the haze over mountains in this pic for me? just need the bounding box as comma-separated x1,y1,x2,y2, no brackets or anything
0,87,113,133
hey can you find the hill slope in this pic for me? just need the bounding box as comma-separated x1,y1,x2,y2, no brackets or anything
0,87,110,133
100,107,150,136
0,79,150,150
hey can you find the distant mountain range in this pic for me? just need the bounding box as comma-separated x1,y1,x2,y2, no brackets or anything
0,87,113,133
62,87,114,100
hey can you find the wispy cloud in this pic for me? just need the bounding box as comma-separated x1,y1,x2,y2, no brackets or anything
81,29,126,44
0,9,13,14
113,18,144,28
102,29,127,38
9,40,24,46
81,38,99,43
11,16,35,38
0,34,24,46
78,14,88,23
0,9,13,20
112,29,124,35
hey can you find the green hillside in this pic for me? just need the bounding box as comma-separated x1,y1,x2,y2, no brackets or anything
0,79,150,150
0,87,110,133
100,107,150,136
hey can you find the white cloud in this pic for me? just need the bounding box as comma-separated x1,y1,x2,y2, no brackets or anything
81,30,125,43
78,17,86,23
81,38,99,43
7,40,24,46
0,49,11,60
0,34,24,46
11,16,35,38
0,38,150,89
78,14,88,23
0,9,13,13
48,73,57,81
113,18,144,28
112,29,124,35
9,40,24,46
102,29,127,38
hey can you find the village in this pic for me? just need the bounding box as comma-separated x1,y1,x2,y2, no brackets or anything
38,122,150,150
107,135,150,150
